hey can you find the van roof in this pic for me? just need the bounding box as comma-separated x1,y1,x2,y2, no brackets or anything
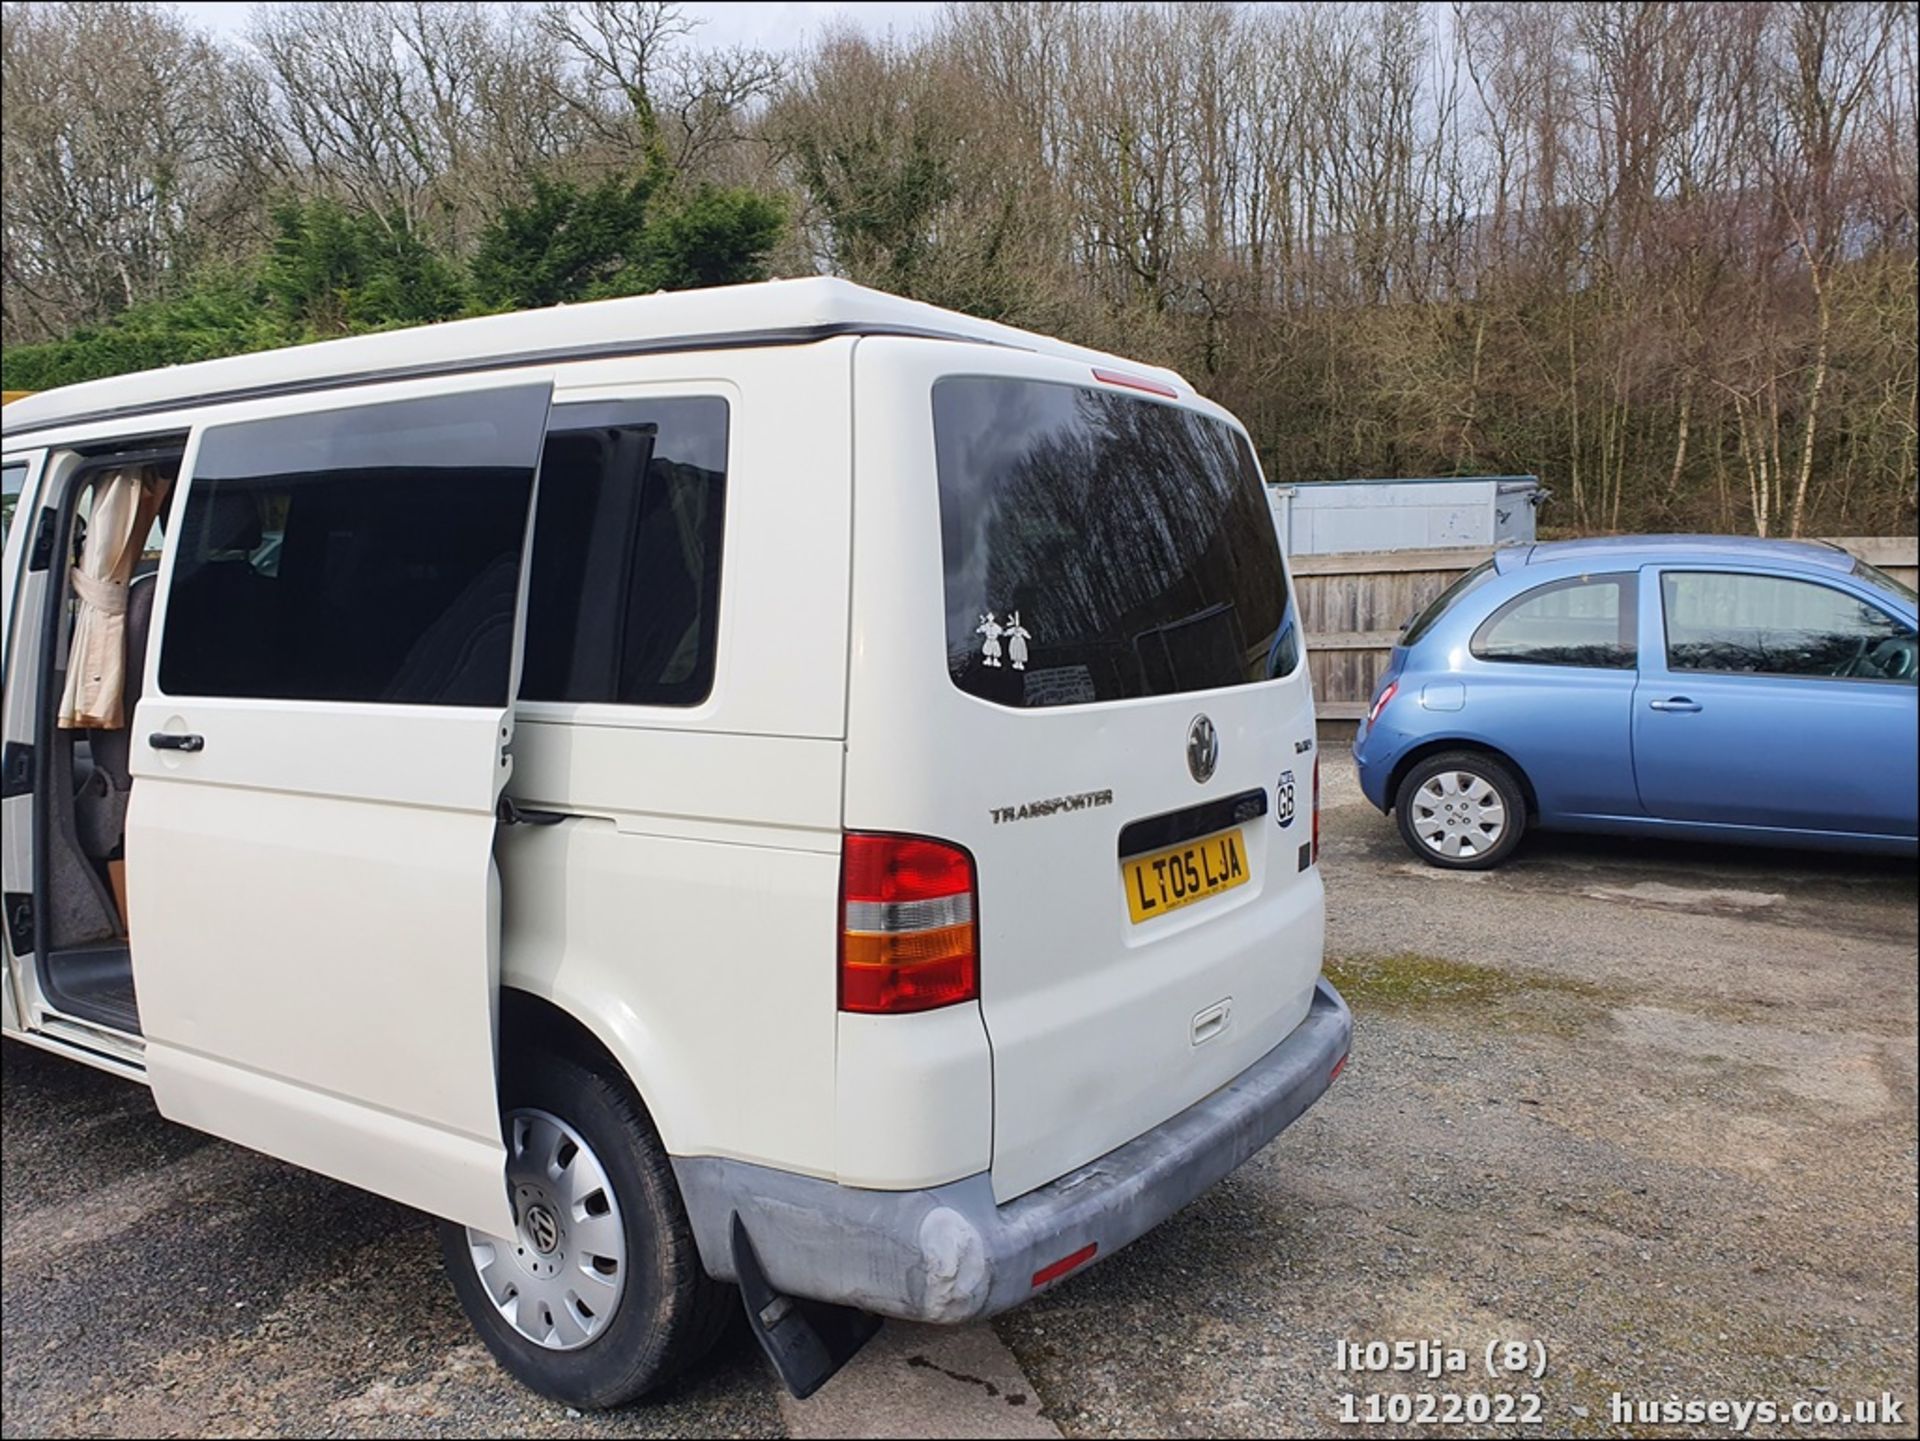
1,278,1192,442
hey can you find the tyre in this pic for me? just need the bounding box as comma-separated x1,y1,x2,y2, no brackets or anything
439,1050,732,1408
1394,750,1527,870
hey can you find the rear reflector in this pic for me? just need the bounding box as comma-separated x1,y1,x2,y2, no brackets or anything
1091,366,1179,399
1330,1051,1348,1083
1032,1242,1098,1288
840,833,979,1015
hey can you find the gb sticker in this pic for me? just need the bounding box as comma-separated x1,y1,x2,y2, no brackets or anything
1276,769,1297,828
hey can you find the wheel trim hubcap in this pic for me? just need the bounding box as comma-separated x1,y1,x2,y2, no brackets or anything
465,1108,626,1351
1412,770,1507,858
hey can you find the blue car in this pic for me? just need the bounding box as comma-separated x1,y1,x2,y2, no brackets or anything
1353,536,1919,868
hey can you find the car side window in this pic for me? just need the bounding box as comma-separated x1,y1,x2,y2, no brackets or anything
518,397,728,707
1470,573,1635,668
159,385,549,705
1661,571,1918,683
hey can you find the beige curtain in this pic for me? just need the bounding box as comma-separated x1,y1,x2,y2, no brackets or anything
57,467,168,730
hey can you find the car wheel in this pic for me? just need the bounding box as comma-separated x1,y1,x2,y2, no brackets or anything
1394,750,1527,870
439,1049,732,1408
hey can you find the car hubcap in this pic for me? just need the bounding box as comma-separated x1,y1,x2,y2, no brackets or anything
465,1108,626,1351
1412,770,1507,858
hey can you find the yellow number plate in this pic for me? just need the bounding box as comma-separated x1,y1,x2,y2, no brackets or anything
1123,828,1249,924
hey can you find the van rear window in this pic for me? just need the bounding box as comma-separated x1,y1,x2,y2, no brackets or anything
932,377,1289,708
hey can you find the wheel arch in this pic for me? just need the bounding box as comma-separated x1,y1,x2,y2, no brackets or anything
498,987,676,1146
1386,738,1540,821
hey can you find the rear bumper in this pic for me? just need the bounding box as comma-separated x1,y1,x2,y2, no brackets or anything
671,978,1352,1323
1352,724,1400,811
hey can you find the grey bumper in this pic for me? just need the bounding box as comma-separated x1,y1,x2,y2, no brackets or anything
672,978,1352,1324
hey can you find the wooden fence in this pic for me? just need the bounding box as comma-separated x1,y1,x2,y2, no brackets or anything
1297,535,1919,721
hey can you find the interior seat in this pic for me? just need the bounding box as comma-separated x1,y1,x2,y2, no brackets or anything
160,490,280,696
75,572,158,859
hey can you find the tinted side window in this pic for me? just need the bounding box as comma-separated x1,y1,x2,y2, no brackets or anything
159,385,549,705
519,398,727,707
1471,574,1635,668
1662,571,1917,682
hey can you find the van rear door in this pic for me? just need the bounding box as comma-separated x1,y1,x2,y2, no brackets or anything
847,341,1322,1202
128,379,552,1235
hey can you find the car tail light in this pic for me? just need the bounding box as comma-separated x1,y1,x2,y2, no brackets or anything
1312,752,1322,865
839,833,979,1014
1365,679,1399,729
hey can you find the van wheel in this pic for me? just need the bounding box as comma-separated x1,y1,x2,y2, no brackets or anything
1395,751,1526,870
439,1050,732,1408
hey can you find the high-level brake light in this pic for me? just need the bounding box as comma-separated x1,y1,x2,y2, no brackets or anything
1091,366,1179,399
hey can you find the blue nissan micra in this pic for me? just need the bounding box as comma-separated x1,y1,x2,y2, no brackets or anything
1353,536,1919,868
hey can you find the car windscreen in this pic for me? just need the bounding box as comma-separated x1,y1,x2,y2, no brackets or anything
932,376,1289,708
1402,559,1496,645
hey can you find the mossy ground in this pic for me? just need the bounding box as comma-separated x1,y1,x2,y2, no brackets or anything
1325,951,1619,1035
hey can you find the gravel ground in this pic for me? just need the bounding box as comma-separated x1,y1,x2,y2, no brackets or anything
995,747,1919,1438
3,746,1914,1438
0,1049,780,1438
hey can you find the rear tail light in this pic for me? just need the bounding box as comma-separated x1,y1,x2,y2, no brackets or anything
839,833,979,1014
1312,753,1322,866
1365,679,1399,728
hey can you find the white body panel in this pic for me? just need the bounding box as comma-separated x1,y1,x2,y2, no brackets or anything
846,338,1324,1202
489,344,854,1180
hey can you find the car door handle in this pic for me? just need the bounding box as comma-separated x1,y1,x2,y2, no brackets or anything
148,732,205,752
1647,697,1702,713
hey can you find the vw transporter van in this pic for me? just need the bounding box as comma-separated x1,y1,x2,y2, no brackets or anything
0,279,1349,1405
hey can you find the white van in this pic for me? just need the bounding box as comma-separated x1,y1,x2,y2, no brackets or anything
0,279,1349,1406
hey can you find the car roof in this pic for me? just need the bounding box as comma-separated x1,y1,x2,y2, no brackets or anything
1,276,1192,442
1509,534,1856,574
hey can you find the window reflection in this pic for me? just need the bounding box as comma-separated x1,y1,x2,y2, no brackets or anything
934,378,1288,708
1662,571,1917,682
1471,575,1635,668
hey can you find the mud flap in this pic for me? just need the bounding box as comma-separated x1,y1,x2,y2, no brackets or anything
731,1213,882,1399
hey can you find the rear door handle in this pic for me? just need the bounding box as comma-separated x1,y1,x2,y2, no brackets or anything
1648,697,1701,713
148,732,205,752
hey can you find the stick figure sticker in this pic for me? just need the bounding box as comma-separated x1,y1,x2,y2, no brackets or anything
976,612,1005,667
977,610,1035,671
1005,611,1032,671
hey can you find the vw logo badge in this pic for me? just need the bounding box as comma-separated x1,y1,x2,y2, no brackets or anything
524,1203,560,1255
1187,715,1219,784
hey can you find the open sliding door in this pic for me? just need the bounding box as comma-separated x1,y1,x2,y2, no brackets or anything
127,380,552,1234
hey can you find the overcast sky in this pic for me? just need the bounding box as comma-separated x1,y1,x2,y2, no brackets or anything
170,1,948,51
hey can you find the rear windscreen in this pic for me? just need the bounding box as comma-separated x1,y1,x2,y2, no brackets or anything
933,377,1290,708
